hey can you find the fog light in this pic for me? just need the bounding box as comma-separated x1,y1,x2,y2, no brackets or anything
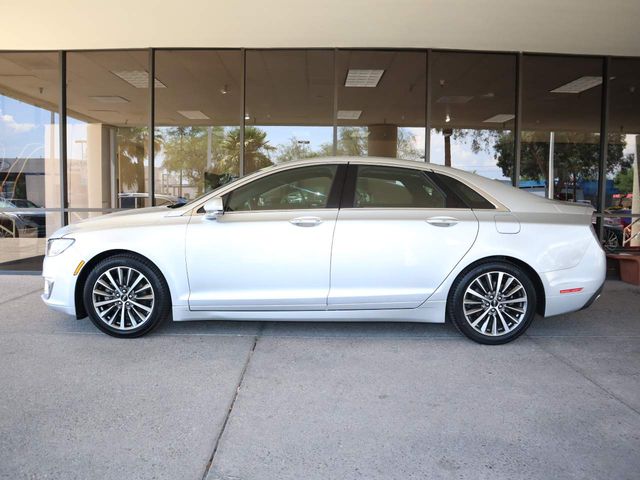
43,278,54,299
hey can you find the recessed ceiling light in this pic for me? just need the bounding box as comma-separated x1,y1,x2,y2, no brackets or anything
483,114,515,123
436,95,473,104
445,114,451,123
111,70,167,88
551,76,602,93
178,110,210,120
89,95,130,104
244,113,251,120
337,110,362,120
345,69,384,87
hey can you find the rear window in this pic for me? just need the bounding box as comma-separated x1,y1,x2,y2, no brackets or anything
431,173,496,209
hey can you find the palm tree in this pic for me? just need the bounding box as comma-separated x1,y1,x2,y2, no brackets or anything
116,127,162,193
218,126,275,174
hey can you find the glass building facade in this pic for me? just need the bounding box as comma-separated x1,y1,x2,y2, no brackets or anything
1,49,639,271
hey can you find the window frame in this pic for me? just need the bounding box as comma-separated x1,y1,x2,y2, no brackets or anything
426,171,497,210
216,164,347,214
340,164,491,210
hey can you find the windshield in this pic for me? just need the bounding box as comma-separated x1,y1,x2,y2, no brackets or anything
0,198,39,208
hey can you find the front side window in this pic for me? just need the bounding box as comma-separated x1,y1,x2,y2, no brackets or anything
226,165,338,212
353,165,454,208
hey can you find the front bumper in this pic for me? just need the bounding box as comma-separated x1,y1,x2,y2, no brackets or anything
41,250,81,317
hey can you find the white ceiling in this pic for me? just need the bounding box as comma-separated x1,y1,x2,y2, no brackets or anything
1,0,640,56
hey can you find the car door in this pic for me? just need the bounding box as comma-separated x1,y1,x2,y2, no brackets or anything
328,164,480,310
186,163,346,311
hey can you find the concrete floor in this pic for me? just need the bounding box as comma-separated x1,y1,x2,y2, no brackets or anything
0,276,639,480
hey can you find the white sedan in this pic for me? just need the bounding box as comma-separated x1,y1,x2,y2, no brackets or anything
42,157,605,344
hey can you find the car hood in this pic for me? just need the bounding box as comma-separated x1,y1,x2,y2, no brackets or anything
51,206,186,238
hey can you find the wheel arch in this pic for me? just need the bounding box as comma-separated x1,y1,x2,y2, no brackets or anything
447,255,546,317
74,249,172,319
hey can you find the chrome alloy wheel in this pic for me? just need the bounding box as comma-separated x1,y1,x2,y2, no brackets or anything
462,271,528,337
91,266,155,331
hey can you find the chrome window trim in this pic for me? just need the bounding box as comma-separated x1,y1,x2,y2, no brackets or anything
188,160,348,216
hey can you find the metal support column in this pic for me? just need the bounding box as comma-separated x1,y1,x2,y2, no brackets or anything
425,49,432,162
597,56,611,241
332,48,338,156
513,52,523,188
239,48,246,176
58,51,68,226
548,131,555,199
148,48,155,206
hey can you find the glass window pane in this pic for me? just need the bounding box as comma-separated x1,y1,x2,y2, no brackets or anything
432,173,495,209
245,50,334,174
0,52,60,271
607,58,640,250
226,165,337,211
66,50,150,214
429,52,516,182
521,55,602,205
155,50,242,202
354,165,444,208
337,51,426,160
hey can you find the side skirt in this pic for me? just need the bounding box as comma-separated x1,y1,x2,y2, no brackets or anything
171,300,446,323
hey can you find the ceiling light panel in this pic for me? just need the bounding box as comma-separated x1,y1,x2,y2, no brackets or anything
345,69,384,87
483,114,515,123
436,96,473,104
112,70,167,88
337,110,362,120
178,110,210,120
551,76,602,94
89,95,130,104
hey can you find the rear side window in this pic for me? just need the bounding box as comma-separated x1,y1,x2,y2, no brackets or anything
431,173,496,209
352,165,465,209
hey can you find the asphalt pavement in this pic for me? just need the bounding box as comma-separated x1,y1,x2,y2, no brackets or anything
1,276,639,480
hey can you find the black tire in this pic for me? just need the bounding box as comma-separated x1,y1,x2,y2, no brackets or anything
447,261,537,345
83,254,171,338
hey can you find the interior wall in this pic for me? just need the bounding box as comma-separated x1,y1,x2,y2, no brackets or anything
1,0,639,56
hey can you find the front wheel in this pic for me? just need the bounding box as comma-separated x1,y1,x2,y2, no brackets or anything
83,254,171,338
448,262,537,345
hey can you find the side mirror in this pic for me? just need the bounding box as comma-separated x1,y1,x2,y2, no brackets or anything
203,197,224,220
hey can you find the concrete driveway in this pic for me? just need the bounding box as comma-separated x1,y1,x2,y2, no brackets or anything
1,275,639,480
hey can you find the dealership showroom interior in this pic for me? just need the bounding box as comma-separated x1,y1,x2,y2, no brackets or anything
1,0,639,479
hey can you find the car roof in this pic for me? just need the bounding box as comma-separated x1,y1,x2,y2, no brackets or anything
259,156,552,211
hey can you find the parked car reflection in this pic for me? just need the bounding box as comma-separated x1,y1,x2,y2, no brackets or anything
0,198,46,238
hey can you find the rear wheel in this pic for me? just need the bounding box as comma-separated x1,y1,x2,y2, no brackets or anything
83,254,170,338
448,262,537,345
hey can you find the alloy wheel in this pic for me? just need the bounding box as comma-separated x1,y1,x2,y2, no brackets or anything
91,266,155,331
462,271,528,337
604,230,619,252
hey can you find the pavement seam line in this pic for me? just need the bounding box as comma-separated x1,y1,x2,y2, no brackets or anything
0,288,42,306
201,322,264,480
526,334,640,417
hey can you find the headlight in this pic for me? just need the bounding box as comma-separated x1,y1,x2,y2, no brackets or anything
46,238,75,257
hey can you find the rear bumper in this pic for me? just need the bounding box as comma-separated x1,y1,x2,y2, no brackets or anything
542,237,606,317
579,281,604,311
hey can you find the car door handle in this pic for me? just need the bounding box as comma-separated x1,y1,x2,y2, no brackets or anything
426,216,459,227
290,216,323,227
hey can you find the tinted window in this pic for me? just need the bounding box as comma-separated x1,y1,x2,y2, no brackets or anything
432,173,495,209
226,165,338,211
353,166,449,208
